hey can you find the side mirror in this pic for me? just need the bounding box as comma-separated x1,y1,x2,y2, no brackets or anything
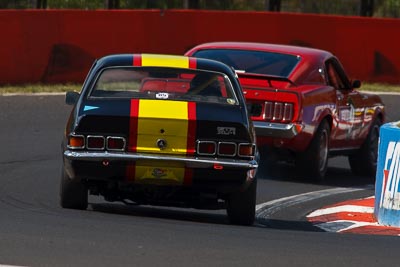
65,91,80,105
352,79,361,89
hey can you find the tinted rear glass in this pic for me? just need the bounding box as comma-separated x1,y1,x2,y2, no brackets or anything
193,49,300,77
89,67,238,105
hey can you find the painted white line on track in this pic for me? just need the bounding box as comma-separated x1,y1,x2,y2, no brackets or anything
315,220,380,233
307,205,374,217
255,186,372,220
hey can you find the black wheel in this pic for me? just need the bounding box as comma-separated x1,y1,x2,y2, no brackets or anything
226,179,257,226
60,168,88,210
296,120,330,182
348,117,382,177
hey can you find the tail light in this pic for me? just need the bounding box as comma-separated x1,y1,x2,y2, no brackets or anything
107,136,126,151
238,143,256,157
67,134,126,151
87,136,105,150
67,134,85,149
264,101,273,120
218,142,237,157
282,103,293,122
197,140,256,158
197,141,216,156
264,101,294,122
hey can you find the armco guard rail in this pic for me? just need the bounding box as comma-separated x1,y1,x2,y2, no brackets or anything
375,122,400,227
0,10,399,85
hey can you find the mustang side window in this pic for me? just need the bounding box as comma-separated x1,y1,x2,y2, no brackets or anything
325,59,352,90
326,62,345,90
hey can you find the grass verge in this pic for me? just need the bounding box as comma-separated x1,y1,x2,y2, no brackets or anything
359,83,400,93
0,84,81,94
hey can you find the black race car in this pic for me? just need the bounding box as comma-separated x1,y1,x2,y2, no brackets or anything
61,54,259,225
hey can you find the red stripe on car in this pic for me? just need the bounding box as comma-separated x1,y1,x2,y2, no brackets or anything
183,168,193,186
189,57,197,69
128,99,139,152
133,55,142,66
186,102,197,156
126,163,136,182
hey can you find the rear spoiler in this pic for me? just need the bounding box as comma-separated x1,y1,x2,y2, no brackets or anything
236,71,297,87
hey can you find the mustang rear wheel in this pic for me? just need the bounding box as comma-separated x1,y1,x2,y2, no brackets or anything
60,169,88,210
226,179,256,226
296,120,330,182
348,117,382,178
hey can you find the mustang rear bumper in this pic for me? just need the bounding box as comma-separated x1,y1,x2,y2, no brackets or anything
253,121,303,138
64,150,258,169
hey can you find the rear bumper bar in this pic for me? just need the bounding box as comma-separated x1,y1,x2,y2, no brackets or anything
253,121,303,139
63,150,258,170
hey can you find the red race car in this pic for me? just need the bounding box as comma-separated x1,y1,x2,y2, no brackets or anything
186,42,385,181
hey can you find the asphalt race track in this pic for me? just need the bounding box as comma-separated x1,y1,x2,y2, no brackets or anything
0,94,399,267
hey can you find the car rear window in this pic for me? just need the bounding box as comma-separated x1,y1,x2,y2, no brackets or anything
89,67,238,105
193,49,300,77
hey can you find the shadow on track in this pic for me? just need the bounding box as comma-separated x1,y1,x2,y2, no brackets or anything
90,202,231,226
257,156,375,188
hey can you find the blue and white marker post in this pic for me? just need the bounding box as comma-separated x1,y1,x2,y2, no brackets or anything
375,121,400,227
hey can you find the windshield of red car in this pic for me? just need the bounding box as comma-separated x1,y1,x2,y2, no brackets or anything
89,67,238,105
193,49,300,78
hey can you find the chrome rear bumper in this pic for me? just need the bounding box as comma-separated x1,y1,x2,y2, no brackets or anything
253,121,302,138
64,150,258,170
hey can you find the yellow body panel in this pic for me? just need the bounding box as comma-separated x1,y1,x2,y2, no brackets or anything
137,100,189,155
134,99,190,185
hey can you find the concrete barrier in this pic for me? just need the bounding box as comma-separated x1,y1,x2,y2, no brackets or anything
375,122,400,227
0,10,400,84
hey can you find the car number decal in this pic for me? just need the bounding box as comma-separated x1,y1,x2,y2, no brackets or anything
156,92,169,99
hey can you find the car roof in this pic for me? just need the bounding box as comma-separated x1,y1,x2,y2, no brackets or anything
186,42,337,85
187,42,333,59
95,53,235,75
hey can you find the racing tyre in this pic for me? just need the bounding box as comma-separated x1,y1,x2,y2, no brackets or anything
226,179,256,226
60,169,88,210
296,120,330,182
348,117,382,178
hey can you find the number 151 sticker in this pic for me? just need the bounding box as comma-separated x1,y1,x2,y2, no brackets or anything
156,93,169,99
